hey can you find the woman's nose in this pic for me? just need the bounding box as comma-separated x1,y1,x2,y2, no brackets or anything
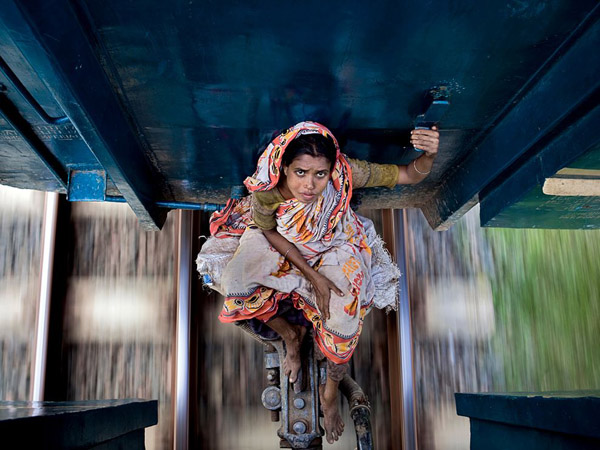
305,177,315,190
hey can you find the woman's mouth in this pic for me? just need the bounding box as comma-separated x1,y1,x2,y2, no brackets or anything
300,192,316,201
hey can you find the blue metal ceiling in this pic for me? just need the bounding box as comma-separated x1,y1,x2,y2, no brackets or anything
0,0,598,229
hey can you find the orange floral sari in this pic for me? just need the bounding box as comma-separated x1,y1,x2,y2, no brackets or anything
200,122,376,364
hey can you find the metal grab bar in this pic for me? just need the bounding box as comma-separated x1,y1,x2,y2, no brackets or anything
104,195,225,211
0,92,68,188
0,55,70,125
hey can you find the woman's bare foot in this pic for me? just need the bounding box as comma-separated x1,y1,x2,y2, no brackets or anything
319,383,345,444
282,324,306,384
266,317,307,384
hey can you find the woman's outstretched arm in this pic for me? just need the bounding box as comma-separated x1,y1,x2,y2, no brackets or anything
262,228,343,321
397,126,440,185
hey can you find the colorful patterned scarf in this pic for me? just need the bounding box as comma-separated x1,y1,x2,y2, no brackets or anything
210,121,352,239
203,122,376,364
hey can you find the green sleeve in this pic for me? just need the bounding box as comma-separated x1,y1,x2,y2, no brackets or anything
347,157,399,189
251,188,285,230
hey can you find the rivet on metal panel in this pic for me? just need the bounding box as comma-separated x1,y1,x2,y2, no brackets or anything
292,420,307,434
293,398,305,410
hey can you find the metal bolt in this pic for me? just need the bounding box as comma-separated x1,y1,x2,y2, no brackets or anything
293,398,305,409
261,386,281,410
293,421,307,434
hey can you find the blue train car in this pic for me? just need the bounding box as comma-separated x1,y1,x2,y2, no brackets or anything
0,0,598,230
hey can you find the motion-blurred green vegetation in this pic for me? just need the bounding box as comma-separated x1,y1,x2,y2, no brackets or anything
484,228,600,391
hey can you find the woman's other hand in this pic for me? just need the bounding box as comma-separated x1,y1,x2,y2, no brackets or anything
309,272,344,321
262,228,344,321
410,126,439,156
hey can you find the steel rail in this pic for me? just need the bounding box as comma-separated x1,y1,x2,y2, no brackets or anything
30,192,59,401
173,210,192,450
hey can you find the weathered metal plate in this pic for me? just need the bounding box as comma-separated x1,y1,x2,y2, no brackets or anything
0,0,598,229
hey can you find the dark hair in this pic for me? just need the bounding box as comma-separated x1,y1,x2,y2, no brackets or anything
282,134,336,171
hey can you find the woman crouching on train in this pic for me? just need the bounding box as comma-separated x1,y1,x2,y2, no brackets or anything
197,121,439,444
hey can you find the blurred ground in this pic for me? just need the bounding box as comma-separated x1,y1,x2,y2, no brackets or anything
1,185,598,449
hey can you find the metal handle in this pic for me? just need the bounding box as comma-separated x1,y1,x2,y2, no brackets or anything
0,55,69,125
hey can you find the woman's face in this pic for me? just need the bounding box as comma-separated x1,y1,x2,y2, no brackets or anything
282,154,331,203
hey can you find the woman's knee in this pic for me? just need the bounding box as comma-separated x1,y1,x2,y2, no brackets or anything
327,360,348,382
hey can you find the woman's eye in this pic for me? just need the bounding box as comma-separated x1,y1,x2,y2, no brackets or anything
316,171,327,178
295,170,305,176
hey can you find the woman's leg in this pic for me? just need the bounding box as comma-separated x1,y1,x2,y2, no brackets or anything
319,360,346,444
267,316,307,383
270,315,346,444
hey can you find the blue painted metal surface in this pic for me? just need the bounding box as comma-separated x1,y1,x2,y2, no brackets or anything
422,5,600,229
0,0,598,228
1,0,169,229
0,92,69,189
480,104,600,228
414,87,450,129
0,7,105,194
0,399,158,449
0,55,69,125
67,169,106,202
484,185,600,229
456,392,600,449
